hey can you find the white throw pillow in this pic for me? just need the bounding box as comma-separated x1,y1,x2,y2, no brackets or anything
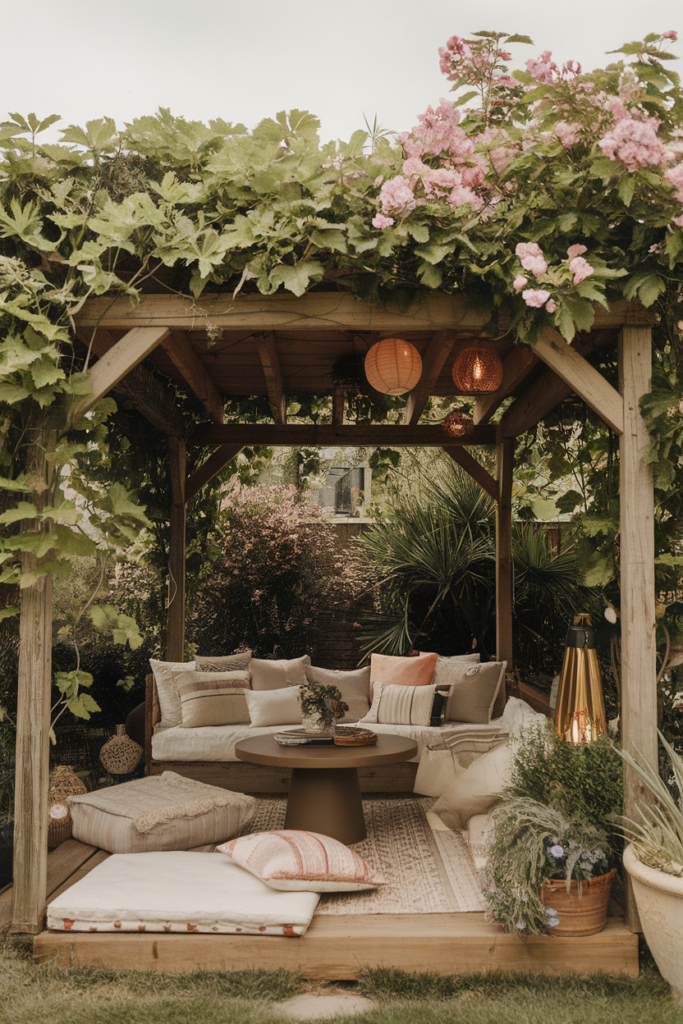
218,830,386,892
150,659,196,728
499,696,550,740
244,686,303,727
431,741,511,830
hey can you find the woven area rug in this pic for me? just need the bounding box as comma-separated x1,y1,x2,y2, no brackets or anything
237,796,485,914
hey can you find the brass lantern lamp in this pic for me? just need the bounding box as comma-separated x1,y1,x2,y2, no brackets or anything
451,345,503,394
555,614,607,744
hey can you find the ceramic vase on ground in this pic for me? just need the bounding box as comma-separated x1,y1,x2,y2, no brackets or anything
301,712,335,736
624,844,683,1003
541,868,616,936
100,724,143,775
48,765,87,849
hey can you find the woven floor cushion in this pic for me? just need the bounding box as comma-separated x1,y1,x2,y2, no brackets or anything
47,851,320,935
68,772,256,853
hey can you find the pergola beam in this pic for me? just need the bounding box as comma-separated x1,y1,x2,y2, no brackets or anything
185,445,244,503
474,346,537,425
190,423,496,447
403,331,456,425
160,332,224,424
256,333,287,424
166,438,186,663
497,369,572,439
442,446,498,501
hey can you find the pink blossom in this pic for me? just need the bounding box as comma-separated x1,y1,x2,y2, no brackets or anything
674,215,683,227
495,75,519,89
570,256,594,284
663,30,678,41
598,108,669,172
373,175,384,187
403,157,430,177
513,275,528,291
401,100,475,164
446,184,483,209
439,35,474,78
522,289,552,308
516,241,548,277
555,121,581,148
526,50,558,84
379,176,417,217
665,161,683,202
545,298,557,313
567,244,587,259
372,213,395,229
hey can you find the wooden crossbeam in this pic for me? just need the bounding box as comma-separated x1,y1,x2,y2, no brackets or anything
442,447,498,501
256,333,287,424
185,445,244,503
497,369,572,439
160,332,224,424
190,423,496,447
532,327,624,434
474,346,537,425
333,387,345,426
70,327,170,426
403,331,456,425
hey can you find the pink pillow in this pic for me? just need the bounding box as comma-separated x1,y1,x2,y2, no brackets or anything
369,652,438,699
217,831,386,892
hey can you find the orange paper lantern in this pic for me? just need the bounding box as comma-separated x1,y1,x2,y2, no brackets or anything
451,346,503,394
364,338,422,395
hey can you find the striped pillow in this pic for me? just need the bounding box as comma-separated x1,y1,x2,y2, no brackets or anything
360,681,451,727
218,830,386,892
177,670,251,728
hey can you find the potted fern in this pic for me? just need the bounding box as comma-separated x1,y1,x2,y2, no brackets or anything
619,733,683,1004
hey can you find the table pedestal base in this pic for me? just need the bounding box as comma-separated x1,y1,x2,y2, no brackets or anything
284,766,366,845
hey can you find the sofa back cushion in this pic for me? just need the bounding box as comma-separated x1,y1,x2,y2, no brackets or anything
304,665,371,722
369,652,438,700
195,652,251,673
149,659,196,728
434,659,506,725
250,655,311,691
177,670,251,728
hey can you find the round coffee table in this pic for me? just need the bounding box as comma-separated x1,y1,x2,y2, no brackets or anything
234,733,417,845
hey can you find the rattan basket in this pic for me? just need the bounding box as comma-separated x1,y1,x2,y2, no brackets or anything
47,765,87,849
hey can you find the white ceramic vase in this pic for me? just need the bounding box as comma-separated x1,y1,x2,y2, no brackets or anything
301,712,334,736
623,843,683,1003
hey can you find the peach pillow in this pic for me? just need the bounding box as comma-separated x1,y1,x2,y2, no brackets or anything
369,652,438,699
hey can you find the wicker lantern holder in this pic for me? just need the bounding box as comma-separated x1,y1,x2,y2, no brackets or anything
364,338,422,395
48,765,87,849
99,724,143,776
452,346,504,394
441,410,474,439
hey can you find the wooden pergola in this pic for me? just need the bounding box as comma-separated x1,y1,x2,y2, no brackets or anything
11,290,656,948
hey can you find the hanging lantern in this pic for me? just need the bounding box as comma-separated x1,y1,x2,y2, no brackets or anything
451,346,503,394
364,338,422,395
555,614,607,744
441,410,474,439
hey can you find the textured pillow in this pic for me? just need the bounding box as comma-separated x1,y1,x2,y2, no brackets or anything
435,653,480,664
149,659,196,728
304,665,371,723
369,652,438,700
218,830,386,892
177,670,251,728
434,659,506,724
250,655,311,691
431,741,511,830
244,686,303,727
499,697,550,740
195,652,251,673
360,681,450,727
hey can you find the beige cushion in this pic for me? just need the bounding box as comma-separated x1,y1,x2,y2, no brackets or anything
426,653,481,663
218,830,386,892
69,772,256,853
434,659,506,724
177,670,251,728
369,652,438,700
431,741,511,830
413,724,505,796
149,659,196,727
250,655,311,691
244,686,303,727
360,681,450,727
195,652,251,673
304,665,371,722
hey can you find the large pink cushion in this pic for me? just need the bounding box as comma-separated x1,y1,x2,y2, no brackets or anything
217,830,386,892
369,652,438,699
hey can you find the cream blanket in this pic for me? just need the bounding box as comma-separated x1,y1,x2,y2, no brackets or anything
68,772,251,833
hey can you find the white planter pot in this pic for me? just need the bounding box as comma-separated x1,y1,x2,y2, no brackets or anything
623,843,683,1003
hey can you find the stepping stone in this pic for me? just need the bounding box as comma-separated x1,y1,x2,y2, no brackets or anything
272,993,377,1019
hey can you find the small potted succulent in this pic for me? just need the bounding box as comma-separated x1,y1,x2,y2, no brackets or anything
484,796,616,936
299,682,348,735
618,733,683,1003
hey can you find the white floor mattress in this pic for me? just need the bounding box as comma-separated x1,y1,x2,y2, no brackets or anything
47,851,320,936
151,720,504,763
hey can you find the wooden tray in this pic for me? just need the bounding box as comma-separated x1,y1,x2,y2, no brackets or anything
333,727,378,747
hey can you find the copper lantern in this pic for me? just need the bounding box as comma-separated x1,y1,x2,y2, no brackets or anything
555,614,607,744
364,338,422,395
441,410,474,439
451,346,503,394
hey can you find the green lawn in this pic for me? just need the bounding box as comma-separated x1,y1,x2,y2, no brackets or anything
2,941,683,1024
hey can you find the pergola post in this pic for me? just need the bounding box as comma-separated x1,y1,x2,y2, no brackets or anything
11,430,52,935
166,438,186,662
619,325,657,932
496,438,514,670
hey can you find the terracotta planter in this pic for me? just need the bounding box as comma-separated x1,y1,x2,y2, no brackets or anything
542,868,616,936
624,844,683,1004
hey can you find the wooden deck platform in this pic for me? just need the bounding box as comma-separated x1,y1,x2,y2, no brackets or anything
21,840,640,978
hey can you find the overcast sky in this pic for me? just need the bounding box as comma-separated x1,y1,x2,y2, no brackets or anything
2,0,681,144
